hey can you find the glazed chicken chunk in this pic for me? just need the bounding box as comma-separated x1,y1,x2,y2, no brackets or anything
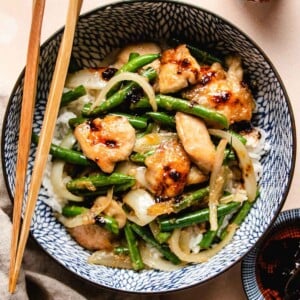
145,138,191,198
158,44,202,94
74,115,135,173
183,56,255,124
176,112,216,173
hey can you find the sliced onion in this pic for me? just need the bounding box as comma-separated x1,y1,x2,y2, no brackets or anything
90,71,157,111
147,201,174,217
140,243,183,271
168,224,238,263
123,189,156,226
88,250,132,269
209,129,257,202
133,132,177,153
58,190,112,228
51,133,83,202
208,138,227,230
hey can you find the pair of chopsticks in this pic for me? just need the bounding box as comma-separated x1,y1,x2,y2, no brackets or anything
9,0,83,293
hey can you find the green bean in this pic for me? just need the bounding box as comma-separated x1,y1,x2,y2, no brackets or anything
131,94,229,129
159,201,240,232
62,205,88,217
32,133,93,166
129,150,155,164
106,53,160,98
198,215,225,249
114,246,129,255
68,116,88,128
61,85,86,107
96,215,119,235
128,52,140,61
228,130,247,145
66,173,136,195
155,232,172,244
145,111,175,128
173,186,209,213
82,67,157,116
117,53,160,74
110,113,148,129
232,200,253,226
130,223,181,265
124,223,144,270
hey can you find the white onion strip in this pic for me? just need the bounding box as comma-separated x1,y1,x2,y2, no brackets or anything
208,139,227,230
168,224,238,263
58,190,112,228
90,71,157,111
51,133,83,202
209,129,257,202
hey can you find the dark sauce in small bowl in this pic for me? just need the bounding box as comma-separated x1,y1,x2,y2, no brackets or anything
256,220,300,300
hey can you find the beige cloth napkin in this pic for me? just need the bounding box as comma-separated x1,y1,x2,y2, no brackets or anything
0,95,160,300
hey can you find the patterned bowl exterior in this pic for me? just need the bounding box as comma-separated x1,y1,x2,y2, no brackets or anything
1,0,296,293
242,209,300,299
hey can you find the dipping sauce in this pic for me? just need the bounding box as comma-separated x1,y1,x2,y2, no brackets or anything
256,221,300,300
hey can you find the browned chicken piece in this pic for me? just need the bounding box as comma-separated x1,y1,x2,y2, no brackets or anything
145,138,191,198
158,44,202,94
186,165,209,185
74,115,135,173
68,224,115,251
183,56,255,124
176,112,216,173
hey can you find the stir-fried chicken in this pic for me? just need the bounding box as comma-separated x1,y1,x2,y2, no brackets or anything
183,56,255,124
145,138,191,198
176,112,216,173
68,224,115,251
74,115,135,173
158,44,202,94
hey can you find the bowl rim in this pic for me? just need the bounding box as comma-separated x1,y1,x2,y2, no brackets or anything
1,0,297,294
241,208,300,299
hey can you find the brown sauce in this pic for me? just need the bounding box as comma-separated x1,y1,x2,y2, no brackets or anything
256,221,300,299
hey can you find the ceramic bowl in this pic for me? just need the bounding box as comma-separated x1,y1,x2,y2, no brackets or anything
2,0,296,293
242,209,300,299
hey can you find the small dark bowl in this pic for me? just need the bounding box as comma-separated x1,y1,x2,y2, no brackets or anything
242,209,300,299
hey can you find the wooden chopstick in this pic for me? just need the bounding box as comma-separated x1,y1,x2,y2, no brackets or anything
9,0,83,293
8,0,46,291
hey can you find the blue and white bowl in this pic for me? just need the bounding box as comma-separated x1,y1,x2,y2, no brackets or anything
242,209,300,299
2,0,296,293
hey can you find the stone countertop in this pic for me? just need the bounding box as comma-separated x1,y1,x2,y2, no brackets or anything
1,1,299,299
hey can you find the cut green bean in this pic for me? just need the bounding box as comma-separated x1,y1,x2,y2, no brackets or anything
117,53,160,74
173,187,209,213
110,113,148,129
32,133,93,166
129,150,155,164
131,94,229,129
124,223,144,270
68,117,88,128
114,246,129,255
66,173,136,195
232,200,253,226
199,215,225,249
62,205,88,217
159,201,240,231
61,85,86,107
96,215,119,235
228,130,247,145
145,111,175,128
82,67,157,116
130,223,181,265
